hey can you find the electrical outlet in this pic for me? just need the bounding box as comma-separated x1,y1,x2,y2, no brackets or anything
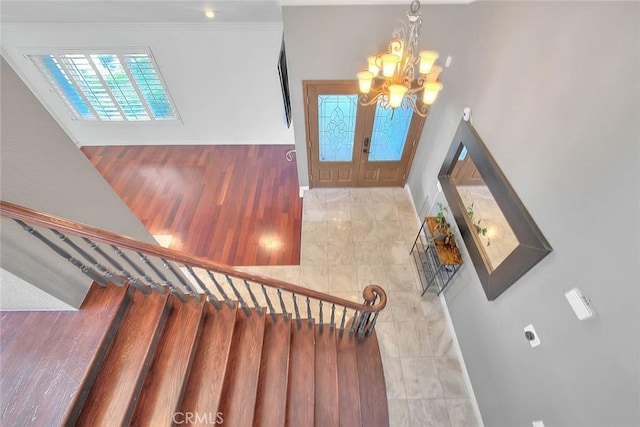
524,324,540,348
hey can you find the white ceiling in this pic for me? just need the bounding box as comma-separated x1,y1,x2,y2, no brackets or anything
0,0,474,24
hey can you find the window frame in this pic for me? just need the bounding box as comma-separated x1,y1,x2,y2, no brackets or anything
27,47,180,122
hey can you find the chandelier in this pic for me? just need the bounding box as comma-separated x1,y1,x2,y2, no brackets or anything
356,0,443,117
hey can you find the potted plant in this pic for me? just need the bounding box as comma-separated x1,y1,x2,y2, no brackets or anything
433,203,455,245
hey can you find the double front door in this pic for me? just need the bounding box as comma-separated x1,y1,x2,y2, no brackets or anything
304,81,426,187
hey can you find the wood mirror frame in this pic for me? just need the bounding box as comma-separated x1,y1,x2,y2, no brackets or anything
438,120,552,300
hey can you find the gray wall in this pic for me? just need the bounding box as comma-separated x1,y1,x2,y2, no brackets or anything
283,2,640,425
0,57,156,309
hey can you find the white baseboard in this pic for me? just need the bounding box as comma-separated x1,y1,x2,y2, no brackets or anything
405,183,484,427
299,186,309,198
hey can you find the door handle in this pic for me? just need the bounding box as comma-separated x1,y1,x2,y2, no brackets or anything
364,137,370,147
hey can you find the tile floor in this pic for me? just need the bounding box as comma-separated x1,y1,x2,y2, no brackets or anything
240,187,480,427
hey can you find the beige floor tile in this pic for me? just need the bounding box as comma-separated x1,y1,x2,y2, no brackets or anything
385,264,418,291
328,264,358,293
436,358,468,398
395,320,434,357
327,241,355,265
388,399,412,427
391,187,411,203
352,220,378,241
350,202,376,220
299,265,329,293
400,357,443,399
303,199,327,222
407,399,451,427
428,320,456,358
327,201,351,221
381,355,407,399
349,188,373,203
327,220,353,242
377,220,405,243
381,241,413,265
445,399,478,427
356,264,387,292
371,187,396,202
374,201,400,221
325,188,351,203
257,265,300,286
376,321,400,358
300,240,328,265
388,291,427,321
304,189,328,203
301,221,327,242
422,294,447,325
354,242,383,265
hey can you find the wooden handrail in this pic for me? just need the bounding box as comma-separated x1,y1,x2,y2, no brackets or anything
1,200,387,313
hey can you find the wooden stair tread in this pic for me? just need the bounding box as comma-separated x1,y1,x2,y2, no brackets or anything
286,322,315,427
0,283,129,426
356,331,389,427
76,288,171,426
254,314,292,427
337,333,363,427
314,325,339,427
217,310,266,427
181,304,238,422
130,297,205,426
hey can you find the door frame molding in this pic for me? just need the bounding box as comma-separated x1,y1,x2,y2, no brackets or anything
303,79,426,188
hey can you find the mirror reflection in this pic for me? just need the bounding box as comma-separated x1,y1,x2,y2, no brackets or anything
451,146,518,270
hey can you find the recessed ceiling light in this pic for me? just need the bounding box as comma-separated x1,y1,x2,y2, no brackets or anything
204,8,215,19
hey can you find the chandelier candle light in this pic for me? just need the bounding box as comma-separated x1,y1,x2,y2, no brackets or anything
357,0,443,117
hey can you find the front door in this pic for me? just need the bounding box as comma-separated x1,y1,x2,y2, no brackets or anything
304,80,426,188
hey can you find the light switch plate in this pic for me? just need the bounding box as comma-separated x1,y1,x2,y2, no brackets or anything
565,288,593,320
532,421,545,427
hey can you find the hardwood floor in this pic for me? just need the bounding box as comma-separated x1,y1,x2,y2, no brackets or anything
82,145,302,266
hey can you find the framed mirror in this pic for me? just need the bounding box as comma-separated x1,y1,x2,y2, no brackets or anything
438,119,552,300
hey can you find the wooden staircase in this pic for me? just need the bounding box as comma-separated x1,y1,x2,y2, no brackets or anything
1,283,388,426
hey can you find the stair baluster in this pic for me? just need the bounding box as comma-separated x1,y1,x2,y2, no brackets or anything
185,265,221,309
137,252,188,303
276,289,289,321
162,258,202,302
51,230,125,286
292,292,302,328
330,303,336,332
350,311,359,337
339,306,347,337
14,220,109,286
225,275,251,317
84,238,155,294
243,280,263,315
207,271,235,309
112,245,165,294
261,285,278,323
366,311,380,337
